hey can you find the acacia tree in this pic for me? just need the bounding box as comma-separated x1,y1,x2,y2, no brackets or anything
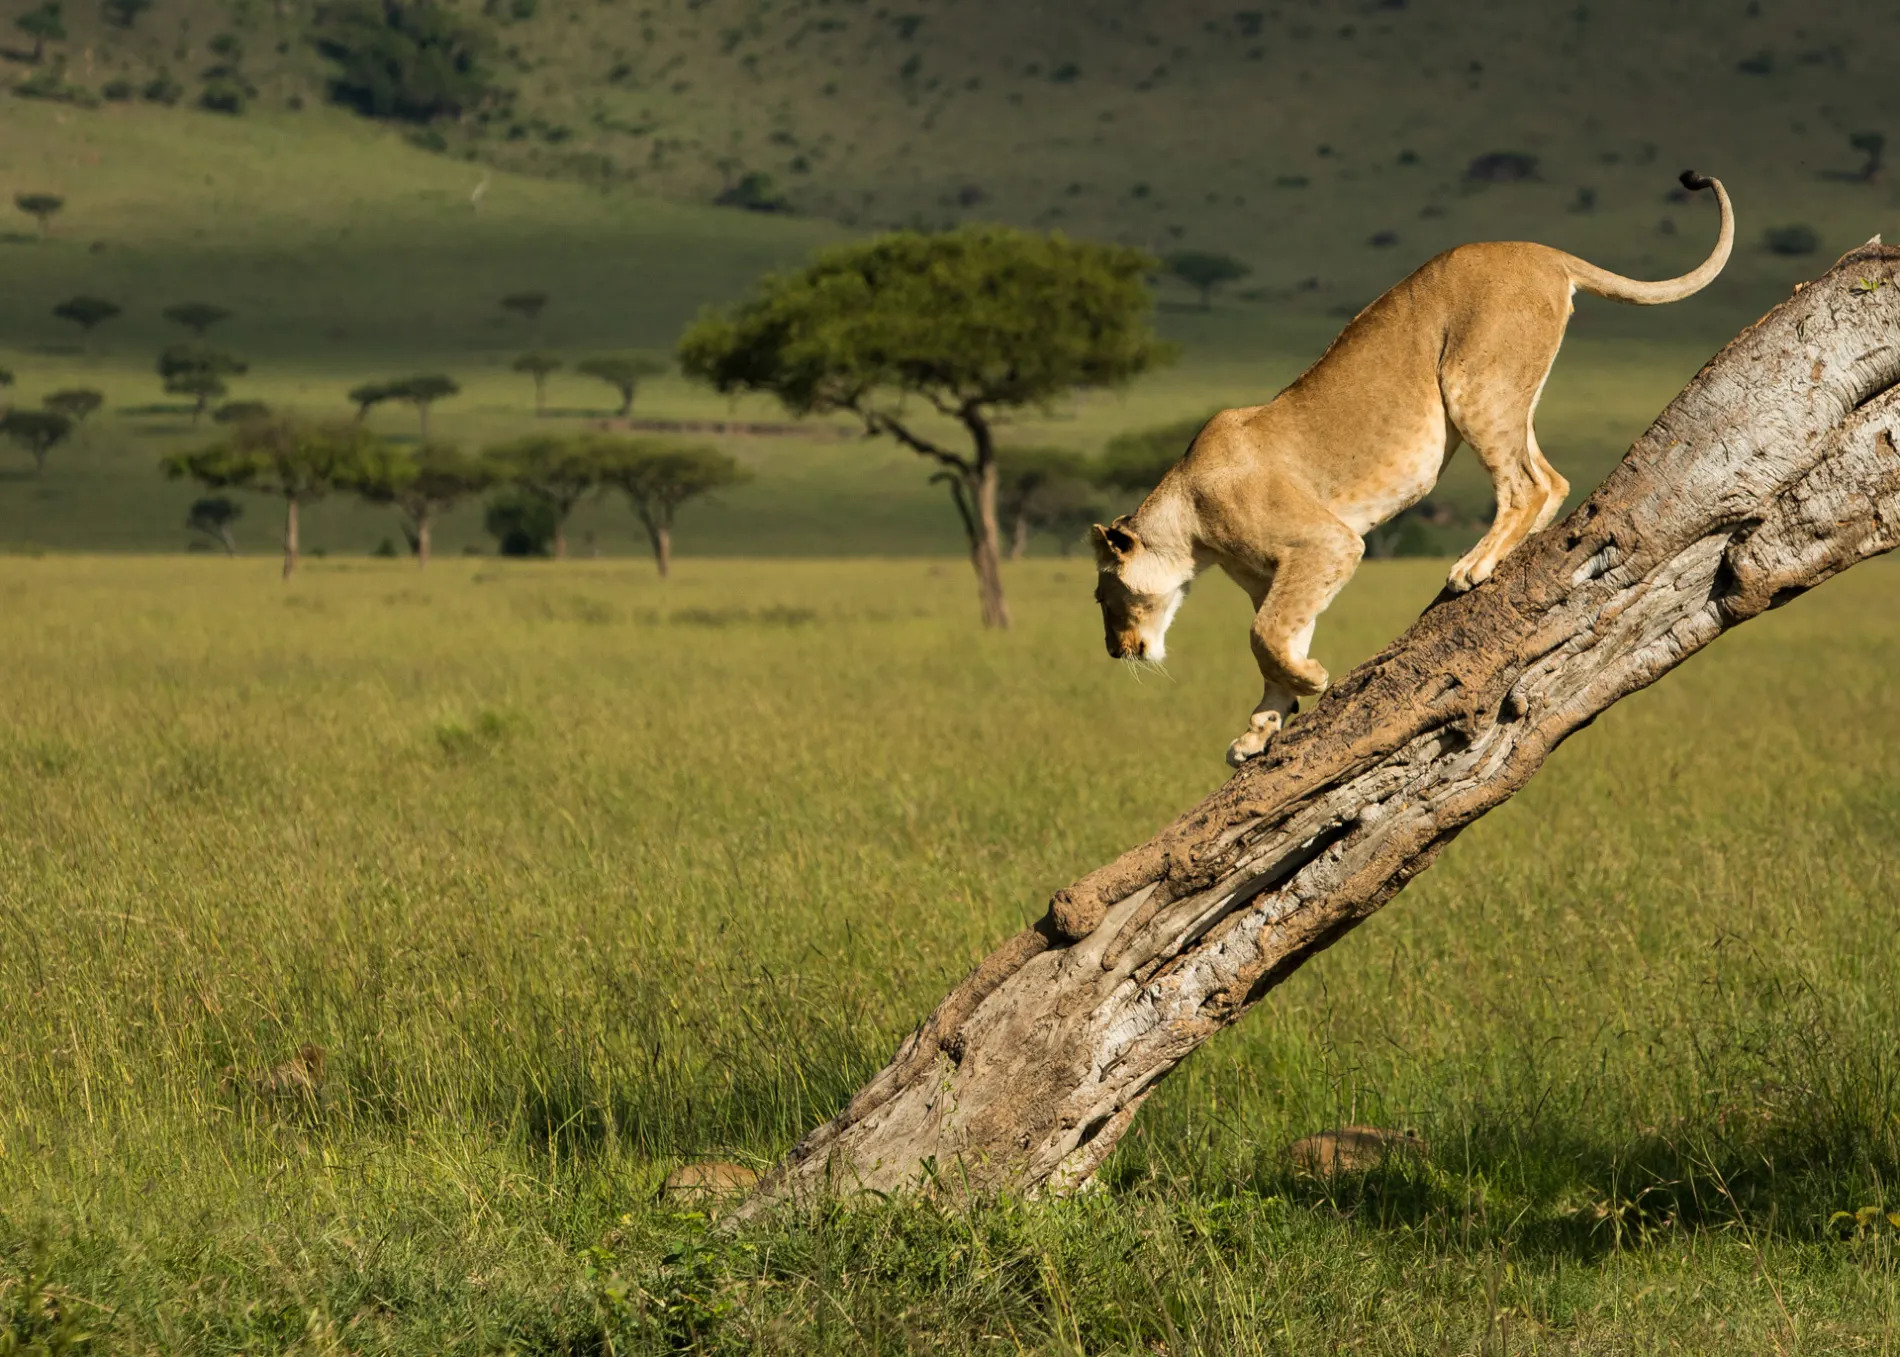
160,345,247,423
347,380,399,421
599,439,750,577
483,434,603,560
162,302,232,337
1163,250,1252,309
1096,413,1214,495
162,417,380,578
0,409,72,474
14,193,62,235
998,447,1100,558
576,352,665,417
13,2,62,61
43,388,103,424
53,295,121,344
512,351,560,413
186,496,242,554
500,292,548,322
394,375,459,440
680,226,1171,628
342,441,494,566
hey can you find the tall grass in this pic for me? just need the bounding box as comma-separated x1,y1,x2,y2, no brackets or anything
2,554,1898,1352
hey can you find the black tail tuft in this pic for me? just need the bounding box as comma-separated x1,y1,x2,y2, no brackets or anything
1679,169,1714,192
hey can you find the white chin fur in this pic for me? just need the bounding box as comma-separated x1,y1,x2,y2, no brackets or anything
1141,588,1186,659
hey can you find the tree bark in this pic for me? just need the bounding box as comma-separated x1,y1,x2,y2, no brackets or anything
965,419,1012,630
415,510,432,569
735,242,1900,1216
282,497,300,580
553,517,568,561
654,523,672,579
1009,511,1030,561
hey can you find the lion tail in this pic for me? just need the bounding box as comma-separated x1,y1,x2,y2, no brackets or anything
1562,171,1734,306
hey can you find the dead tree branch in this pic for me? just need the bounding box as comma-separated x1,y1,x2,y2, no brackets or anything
736,241,1900,1216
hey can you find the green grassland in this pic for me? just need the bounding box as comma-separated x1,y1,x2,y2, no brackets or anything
0,92,1842,559
3,553,1899,1351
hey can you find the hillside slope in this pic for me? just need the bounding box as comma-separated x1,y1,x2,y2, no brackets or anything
13,0,1899,317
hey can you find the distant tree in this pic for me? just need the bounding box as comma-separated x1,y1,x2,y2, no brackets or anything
599,439,750,577
511,351,560,413
162,417,382,577
43,387,103,423
1764,224,1820,257
13,1,64,62
52,295,121,341
102,0,155,28
162,302,232,336
997,446,1100,558
214,400,271,424
347,380,400,421
168,371,227,422
1096,413,1214,494
483,434,604,559
186,494,242,554
14,193,63,235
1163,250,1252,309
393,374,459,440
576,352,665,417
340,440,494,566
483,489,558,557
159,345,248,422
0,367,14,404
0,409,73,474
680,226,1174,627
1850,131,1885,183
310,0,501,124
500,291,547,322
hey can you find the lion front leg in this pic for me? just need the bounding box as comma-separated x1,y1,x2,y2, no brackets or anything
1227,525,1362,765
1227,675,1302,767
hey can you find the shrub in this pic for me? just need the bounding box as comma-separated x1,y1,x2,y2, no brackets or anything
484,489,558,556
1763,224,1820,256
1465,151,1538,183
199,78,248,114
713,172,790,213
101,76,135,100
311,0,502,124
143,71,183,104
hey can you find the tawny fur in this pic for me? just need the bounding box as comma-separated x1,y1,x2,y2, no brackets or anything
1093,172,1734,766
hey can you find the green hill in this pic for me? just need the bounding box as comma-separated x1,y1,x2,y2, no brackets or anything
1,0,1896,555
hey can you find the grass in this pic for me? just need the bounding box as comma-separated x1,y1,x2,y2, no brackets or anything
2,552,1898,1352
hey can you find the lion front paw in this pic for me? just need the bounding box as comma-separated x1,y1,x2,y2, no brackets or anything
1226,713,1284,767
1446,556,1493,594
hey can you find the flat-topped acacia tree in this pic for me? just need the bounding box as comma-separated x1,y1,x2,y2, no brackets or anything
52,295,121,345
14,193,62,235
511,352,561,413
484,434,605,560
576,352,665,418
394,375,460,441
599,439,750,577
679,226,1171,628
0,409,73,475
162,302,232,337
162,417,381,578
341,441,495,566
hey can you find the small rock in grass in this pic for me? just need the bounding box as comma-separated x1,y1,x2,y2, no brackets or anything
660,1161,758,1206
1287,1125,1426,1176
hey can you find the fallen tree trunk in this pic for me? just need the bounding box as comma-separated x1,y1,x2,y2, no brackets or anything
737,241,1900,1216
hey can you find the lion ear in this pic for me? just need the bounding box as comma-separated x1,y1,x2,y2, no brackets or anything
1103,519,1141,557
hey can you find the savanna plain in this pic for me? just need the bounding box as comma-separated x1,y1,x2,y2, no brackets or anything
4,554,1899,1353
6,0,1900,1349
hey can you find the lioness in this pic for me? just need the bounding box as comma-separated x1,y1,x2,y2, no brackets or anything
1093,171,1733,766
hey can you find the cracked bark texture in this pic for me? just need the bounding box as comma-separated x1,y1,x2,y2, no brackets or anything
735,242,1900,1217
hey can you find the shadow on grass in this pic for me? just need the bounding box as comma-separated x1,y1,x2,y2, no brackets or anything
1210,1108,1900,1263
